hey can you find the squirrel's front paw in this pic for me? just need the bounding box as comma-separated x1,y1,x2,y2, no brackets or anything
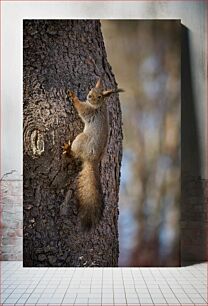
67,90,75,100
62,141,71,156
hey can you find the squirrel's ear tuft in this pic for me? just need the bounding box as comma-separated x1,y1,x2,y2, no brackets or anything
102,89,113,97
95,78,102,89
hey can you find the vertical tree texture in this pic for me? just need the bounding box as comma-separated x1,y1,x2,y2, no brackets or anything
23,20,122,267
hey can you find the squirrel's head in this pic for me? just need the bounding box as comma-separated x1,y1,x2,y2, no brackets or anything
87,78,123,108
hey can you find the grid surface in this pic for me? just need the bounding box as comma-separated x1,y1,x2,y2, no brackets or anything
0,261,207,305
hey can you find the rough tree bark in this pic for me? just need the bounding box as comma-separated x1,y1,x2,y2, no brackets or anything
23,20,122,267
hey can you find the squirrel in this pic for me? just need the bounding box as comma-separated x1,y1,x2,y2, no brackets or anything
63,78,124,230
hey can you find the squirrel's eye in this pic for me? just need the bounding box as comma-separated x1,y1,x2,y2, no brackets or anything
98,95,102,99
88,94,92,98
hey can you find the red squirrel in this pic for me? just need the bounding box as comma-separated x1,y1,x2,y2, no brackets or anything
63,78,124,230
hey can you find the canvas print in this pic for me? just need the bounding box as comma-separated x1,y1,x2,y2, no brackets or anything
23,20,180,267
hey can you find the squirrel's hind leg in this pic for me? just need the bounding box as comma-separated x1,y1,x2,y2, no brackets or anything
63,133,90,160
71,133,89,160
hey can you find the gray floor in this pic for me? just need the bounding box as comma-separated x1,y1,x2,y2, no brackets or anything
0,261,207,305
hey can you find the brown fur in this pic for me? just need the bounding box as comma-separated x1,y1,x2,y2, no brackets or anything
64,78,124,230
77,161,103,230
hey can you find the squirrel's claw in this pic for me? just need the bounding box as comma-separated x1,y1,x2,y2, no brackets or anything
67,90,75,99
62,141,71,156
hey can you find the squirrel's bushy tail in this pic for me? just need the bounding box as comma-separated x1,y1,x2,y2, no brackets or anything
77,160,103,230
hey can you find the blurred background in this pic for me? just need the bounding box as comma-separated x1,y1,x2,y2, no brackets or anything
101,20,181,267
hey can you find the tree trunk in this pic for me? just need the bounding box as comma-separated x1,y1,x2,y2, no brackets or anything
23,20,122,267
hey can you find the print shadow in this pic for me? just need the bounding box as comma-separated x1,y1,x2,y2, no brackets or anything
181,25,206,265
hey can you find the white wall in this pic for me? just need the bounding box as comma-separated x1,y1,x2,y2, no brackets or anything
1,1,207,179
